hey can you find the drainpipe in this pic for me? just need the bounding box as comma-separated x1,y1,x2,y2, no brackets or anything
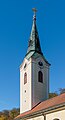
44,115,46,120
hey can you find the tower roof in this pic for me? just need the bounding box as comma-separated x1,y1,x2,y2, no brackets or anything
26,8,43,57
25,9,50,65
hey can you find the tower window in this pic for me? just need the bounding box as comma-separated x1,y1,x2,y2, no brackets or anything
24,73,27,84
24,63,27,69
38,71,43,83
24,100,26,103
24,90,26,93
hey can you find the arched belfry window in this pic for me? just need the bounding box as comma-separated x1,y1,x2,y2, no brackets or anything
24,72,27,84
38,71,43,83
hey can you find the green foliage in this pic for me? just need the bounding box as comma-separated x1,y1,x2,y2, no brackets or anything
0,108,20,120
49,92,58,98
59,88,65,94
49,88,65,99
9,108,20,119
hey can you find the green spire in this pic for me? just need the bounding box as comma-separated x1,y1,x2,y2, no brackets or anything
26,8,43,57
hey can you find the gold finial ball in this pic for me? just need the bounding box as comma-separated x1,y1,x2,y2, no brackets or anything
32,8,37,13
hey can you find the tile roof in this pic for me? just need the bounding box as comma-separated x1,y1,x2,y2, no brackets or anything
15,93,65,120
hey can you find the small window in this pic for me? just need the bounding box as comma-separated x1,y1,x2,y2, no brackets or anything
24,100,26,102
24,90,26,93
24,73,27,84
24,63,27,69
38,71,43,83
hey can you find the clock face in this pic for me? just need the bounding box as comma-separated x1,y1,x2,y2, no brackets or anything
38,61,43,66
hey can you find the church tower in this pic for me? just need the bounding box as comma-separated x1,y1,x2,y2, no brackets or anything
20,9,50,114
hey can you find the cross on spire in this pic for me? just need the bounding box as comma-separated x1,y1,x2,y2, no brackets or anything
32,8,37,14
32,8,37,21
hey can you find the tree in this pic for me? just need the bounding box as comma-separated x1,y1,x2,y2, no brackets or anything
49,92,58,98
0,108,20,120
0,115,7,120
9,108,20,119
59,88,65,94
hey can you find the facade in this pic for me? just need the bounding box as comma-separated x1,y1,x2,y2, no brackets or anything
15,9,65,120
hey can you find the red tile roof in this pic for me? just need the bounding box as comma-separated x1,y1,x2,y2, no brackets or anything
15,93,65,120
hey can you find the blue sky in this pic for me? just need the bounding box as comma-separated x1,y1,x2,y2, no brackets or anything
0,0,65,111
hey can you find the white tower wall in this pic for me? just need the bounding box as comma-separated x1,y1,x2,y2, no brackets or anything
20,54,49,114
20,58,32,114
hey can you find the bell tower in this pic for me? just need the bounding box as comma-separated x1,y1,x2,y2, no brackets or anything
20,9,50,114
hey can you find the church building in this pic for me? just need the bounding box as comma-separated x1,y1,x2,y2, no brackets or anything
15,9,65,120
